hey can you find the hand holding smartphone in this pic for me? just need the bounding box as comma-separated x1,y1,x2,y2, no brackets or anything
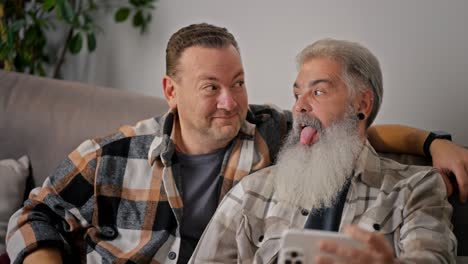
278,229,364,264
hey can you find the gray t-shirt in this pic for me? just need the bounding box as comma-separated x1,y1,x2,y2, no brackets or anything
172,147,226,263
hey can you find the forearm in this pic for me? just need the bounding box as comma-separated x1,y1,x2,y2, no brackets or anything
6,204,68,263
7,151,96,263
23,247,62,264
367,124,429,156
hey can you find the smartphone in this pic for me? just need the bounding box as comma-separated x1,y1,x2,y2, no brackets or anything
278,229,363,264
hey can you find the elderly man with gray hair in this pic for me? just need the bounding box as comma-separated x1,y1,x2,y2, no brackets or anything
189,38,456,264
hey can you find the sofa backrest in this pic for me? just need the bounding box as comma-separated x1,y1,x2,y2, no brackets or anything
0,70,168,185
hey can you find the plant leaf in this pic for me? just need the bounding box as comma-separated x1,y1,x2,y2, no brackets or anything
87,0,97,10
84,13,93,23
69,32,83,54
132,10,144,27
0,42,8,58
56,0,75,24
10,19,26,32
114,7,130,22
130,0,142,7
87,33,96,52
36,18,51,30
7,27,14,48
42,0,57,12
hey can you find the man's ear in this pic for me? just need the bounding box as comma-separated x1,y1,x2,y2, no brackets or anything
162,75,177,109
355,90,373,118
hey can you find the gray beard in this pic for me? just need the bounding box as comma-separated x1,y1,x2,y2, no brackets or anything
274,114,364,209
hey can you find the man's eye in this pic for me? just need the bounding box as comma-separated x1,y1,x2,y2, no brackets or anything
314,89,324,96
234,80,245,88
205,85,218,91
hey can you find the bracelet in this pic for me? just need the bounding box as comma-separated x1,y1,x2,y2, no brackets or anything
423,131,452,160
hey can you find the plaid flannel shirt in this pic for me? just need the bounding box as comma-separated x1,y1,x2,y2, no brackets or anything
6,105,291,264
190,141,457,264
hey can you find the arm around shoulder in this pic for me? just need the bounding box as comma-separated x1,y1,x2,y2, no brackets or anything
367,124,428,156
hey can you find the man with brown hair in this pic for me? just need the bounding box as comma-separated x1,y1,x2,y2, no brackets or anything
6,23,468,263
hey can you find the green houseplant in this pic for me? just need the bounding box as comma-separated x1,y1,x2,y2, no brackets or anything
0,0,156,78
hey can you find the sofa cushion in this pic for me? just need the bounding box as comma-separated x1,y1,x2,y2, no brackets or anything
0,156,29,254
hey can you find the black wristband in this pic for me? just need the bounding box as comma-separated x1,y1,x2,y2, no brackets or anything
423,131,452,160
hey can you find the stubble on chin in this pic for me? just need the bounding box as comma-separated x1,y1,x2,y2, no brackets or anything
208,120,242,143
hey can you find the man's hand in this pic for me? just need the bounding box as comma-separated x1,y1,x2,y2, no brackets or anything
430,139,468,202
315,226,399,264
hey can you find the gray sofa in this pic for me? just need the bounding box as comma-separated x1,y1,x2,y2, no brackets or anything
0,70,466,262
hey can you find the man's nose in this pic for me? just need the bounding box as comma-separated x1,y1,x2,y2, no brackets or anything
294,95,312,114
217,89,237,111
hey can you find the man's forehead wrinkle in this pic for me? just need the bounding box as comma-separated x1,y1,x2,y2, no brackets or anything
196,69,244,82
295,59,345,90
197,74,219,81
294,78,332,90
308,79,332,88
232,70,244,80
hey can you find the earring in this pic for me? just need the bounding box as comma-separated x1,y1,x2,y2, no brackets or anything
357,113,365,120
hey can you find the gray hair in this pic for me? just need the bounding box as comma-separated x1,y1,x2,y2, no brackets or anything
296,38,383,126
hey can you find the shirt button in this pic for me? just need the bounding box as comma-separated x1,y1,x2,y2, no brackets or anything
301,209,309,216
168,251,177,260
373,223,381,231
100,226,118,240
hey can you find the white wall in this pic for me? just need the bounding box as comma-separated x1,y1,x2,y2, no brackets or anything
64,0,468,145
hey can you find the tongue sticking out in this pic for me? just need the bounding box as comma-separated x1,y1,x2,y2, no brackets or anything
300,126,318,145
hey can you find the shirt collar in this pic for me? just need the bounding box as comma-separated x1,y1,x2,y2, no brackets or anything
354,140,382,188
148,110,175,166
148,110,257,166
